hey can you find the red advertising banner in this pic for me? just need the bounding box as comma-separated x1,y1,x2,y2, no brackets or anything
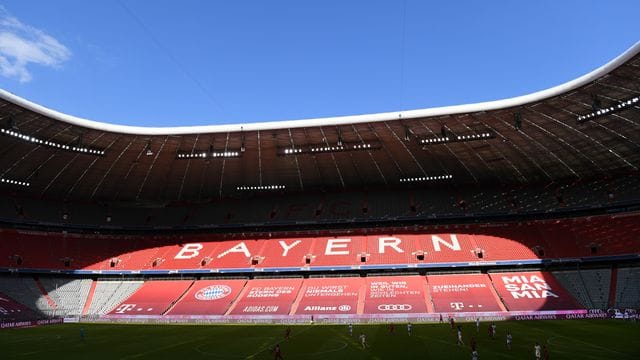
293,277,362,315
228,278,303,315
107,280,192,315
427,274,503,312
362,276,429,314
489,271,583,311
166,280,247,315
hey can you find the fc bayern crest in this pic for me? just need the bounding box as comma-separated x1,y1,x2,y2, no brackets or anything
195,285,232,300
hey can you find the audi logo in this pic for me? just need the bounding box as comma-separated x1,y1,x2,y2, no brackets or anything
338,305,351,312
377,304,413,311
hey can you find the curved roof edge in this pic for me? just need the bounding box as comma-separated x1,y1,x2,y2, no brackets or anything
1,41,639,136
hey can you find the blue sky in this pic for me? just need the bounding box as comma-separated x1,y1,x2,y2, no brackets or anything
0,1,638,127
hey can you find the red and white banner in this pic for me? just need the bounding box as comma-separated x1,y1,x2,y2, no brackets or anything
427,274,503,312
362,276,429,314
228,278,303,315
107,280,193,315
489,271,583,311
166,280,246,315
293,277,361,315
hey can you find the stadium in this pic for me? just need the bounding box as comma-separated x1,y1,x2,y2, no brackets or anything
0,16,639,359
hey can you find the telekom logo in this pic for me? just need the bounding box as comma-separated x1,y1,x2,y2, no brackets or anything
114,304,137,314
450,302,464,310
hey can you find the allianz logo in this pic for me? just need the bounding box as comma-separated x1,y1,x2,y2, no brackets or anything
304,305,351,311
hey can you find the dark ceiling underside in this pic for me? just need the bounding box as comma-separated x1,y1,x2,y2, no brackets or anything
0,54,639,203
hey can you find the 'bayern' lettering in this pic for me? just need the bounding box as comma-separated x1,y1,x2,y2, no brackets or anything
431,234,461,252
325,238,351,255
174,243,203,259
279,240,302,256
217,242,251,258
379,237,404,254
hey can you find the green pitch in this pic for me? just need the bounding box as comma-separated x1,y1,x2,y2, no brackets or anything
2,320,639,359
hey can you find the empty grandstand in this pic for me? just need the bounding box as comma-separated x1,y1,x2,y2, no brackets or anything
0,41,639,327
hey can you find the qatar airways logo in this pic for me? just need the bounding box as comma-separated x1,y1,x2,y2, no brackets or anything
377,304,412,311
195,285,232,301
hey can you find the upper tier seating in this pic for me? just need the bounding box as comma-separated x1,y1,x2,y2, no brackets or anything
1,213,638,272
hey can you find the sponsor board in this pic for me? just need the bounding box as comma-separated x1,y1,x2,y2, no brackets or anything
230,278,303,315
377,304,412,311
490,272,582,311
363,276,429,314
428,274,503,312
195,285,232,301
97,310,610,325
168,280,246,316
1,318,63,329
295,278,361,315
302,305,352,312
113,304,155,314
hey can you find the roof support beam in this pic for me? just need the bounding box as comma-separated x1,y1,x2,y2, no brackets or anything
287,128,304,191
351,124,387,185
90,139,134,201
416,119,477,182
319,127,345,188
178,134,200,200
136,136,168,200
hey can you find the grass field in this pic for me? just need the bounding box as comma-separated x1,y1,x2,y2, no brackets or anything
2,320,639,359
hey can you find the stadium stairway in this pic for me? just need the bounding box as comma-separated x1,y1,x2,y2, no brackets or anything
608,267,618,308
288,284,306,315
614,267,640,309
34,278,57,311
356,281,366,314
422,278,435,313
487,278,509,311
162,280,195,315
224,281,250,315
223,280,248,315
82,280,97,316
487,275,509,311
